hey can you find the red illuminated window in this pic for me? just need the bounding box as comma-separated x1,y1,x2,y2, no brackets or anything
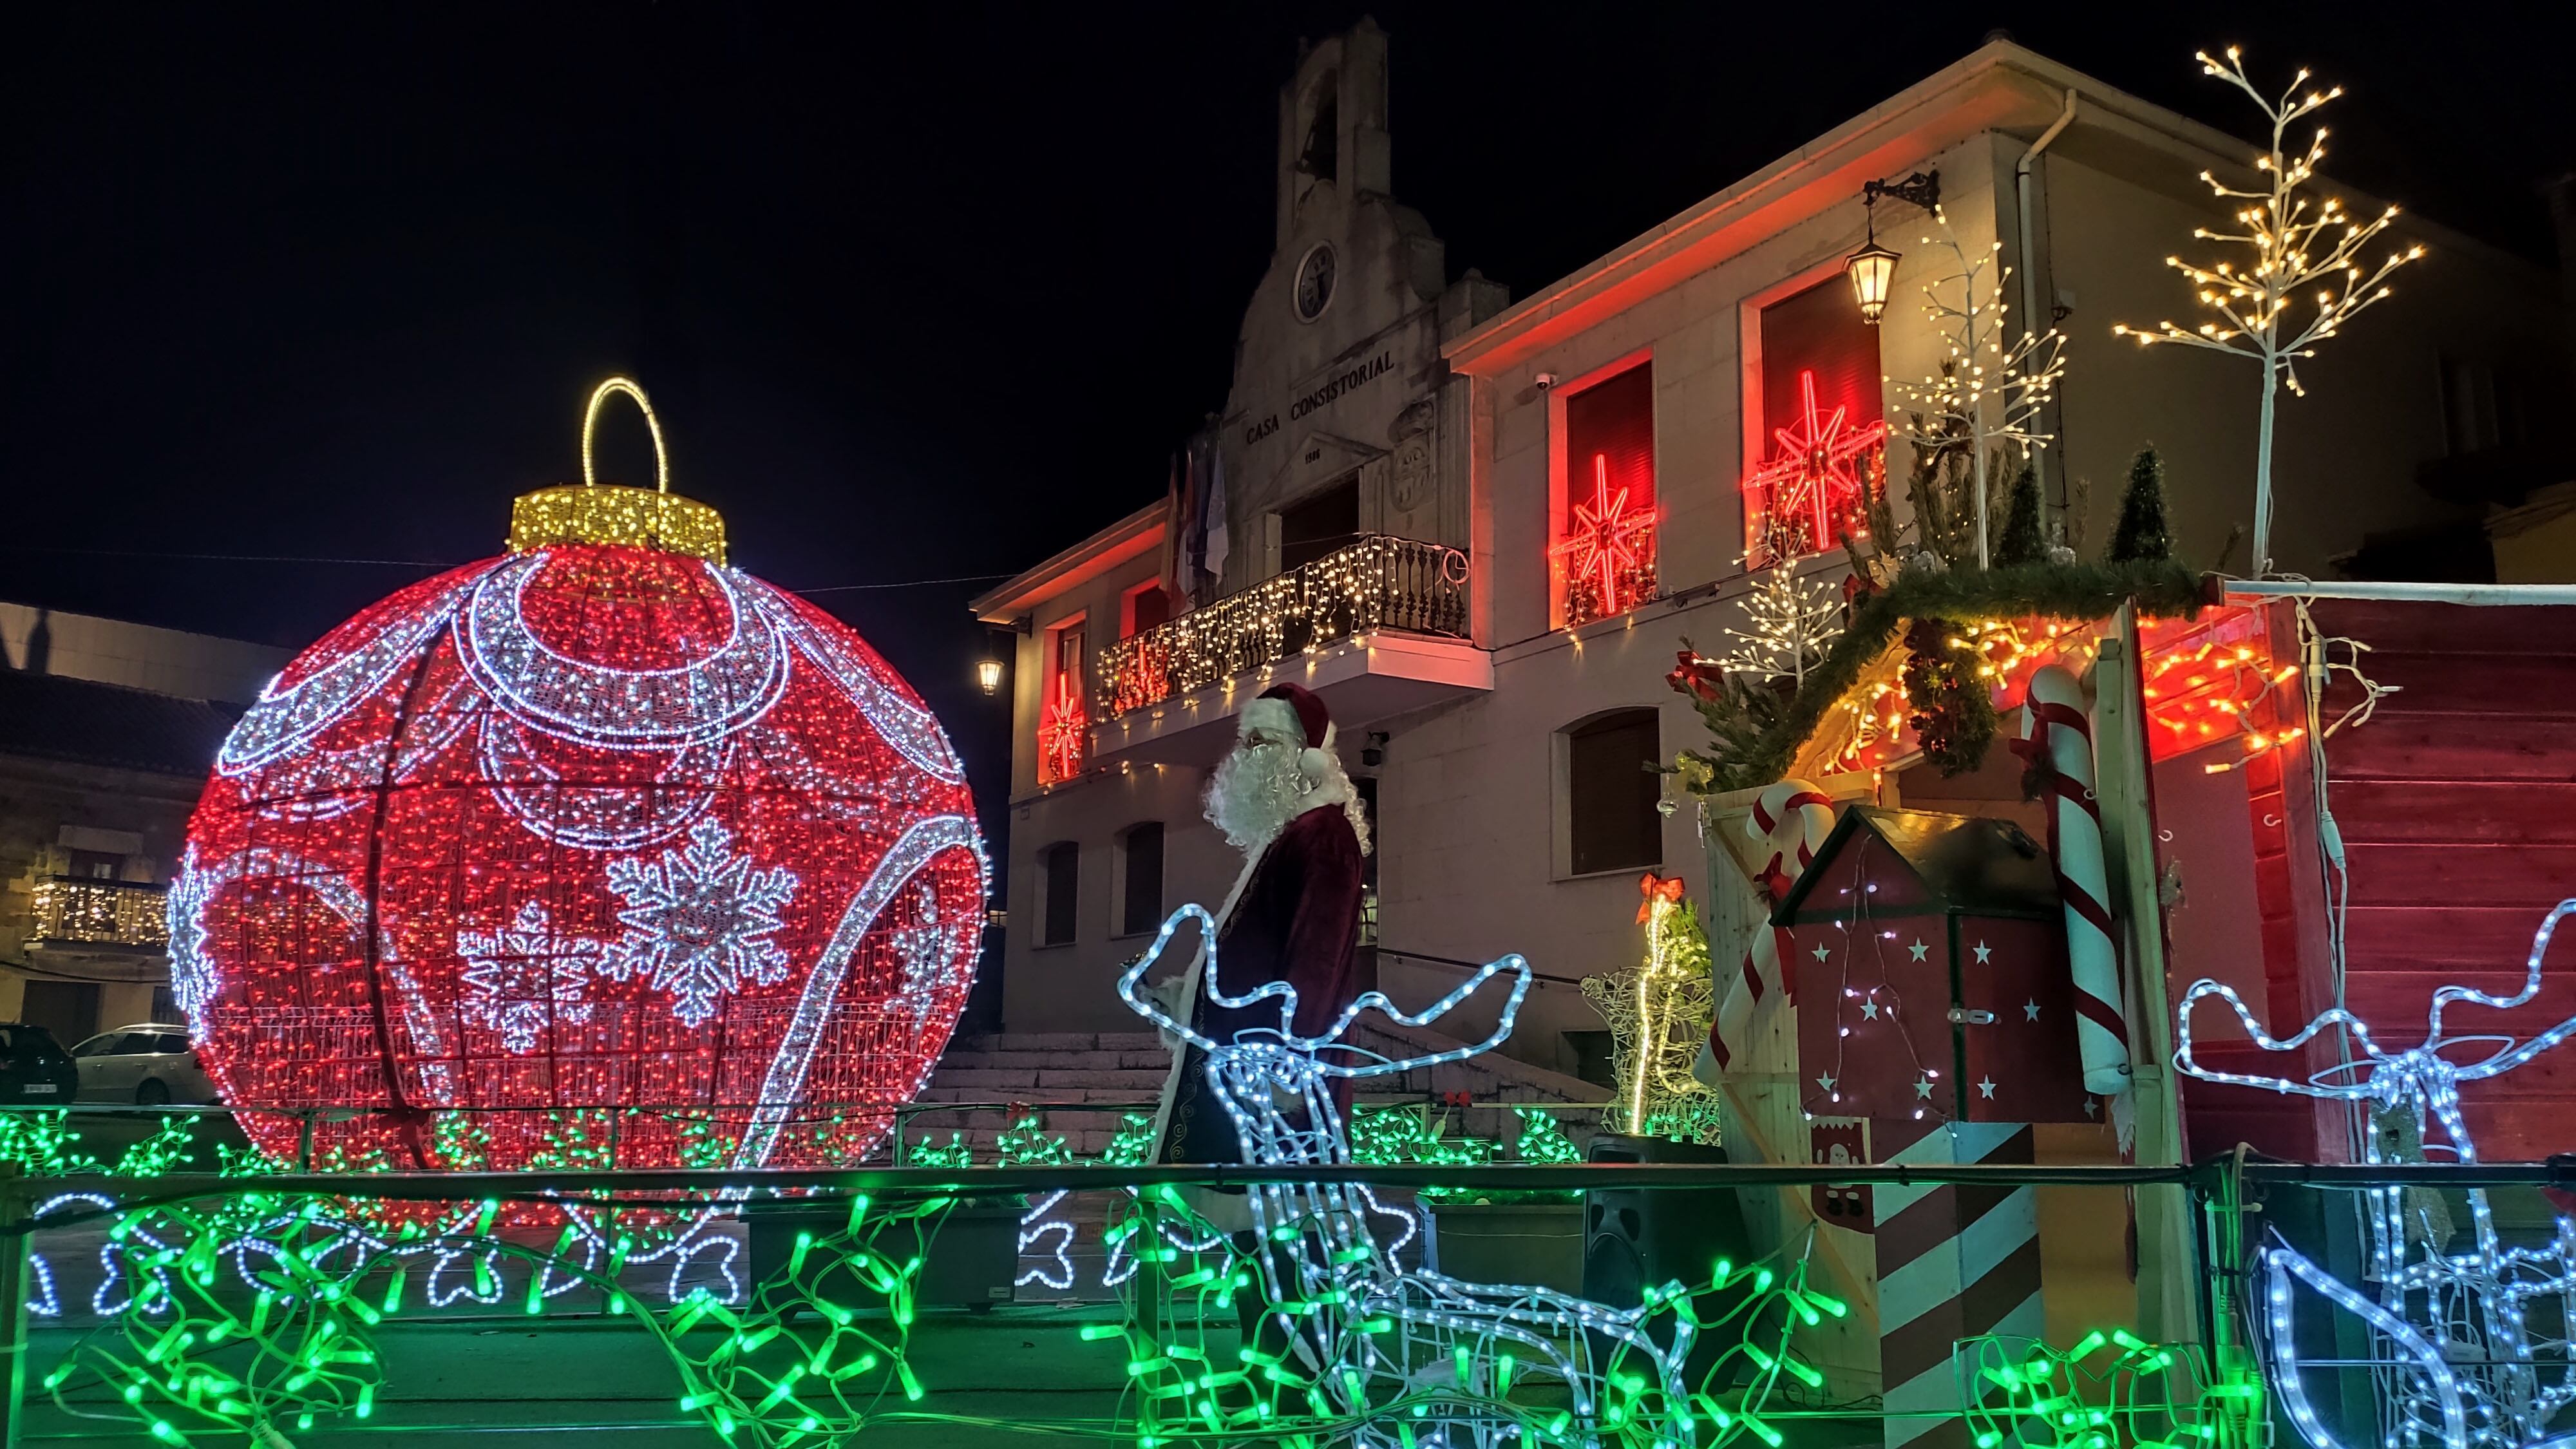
1744,279,1886,564
1039,619,1086,786
1122,582,1175,638
1554,362,1658,627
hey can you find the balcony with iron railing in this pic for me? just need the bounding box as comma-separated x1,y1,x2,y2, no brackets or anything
30,875,171,952
1085,534,1488,766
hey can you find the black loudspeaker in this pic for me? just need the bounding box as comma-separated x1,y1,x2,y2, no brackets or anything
1583,1135,1753,1385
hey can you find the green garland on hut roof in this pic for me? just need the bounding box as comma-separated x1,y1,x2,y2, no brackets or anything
1667,557,2206,794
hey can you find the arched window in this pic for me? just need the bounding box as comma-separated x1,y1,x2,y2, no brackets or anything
1562,708,1663,876
1118,822,1166,937
1039,842,1080,946
1298,77,1338,181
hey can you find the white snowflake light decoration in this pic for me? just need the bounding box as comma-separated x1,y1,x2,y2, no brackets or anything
888,882,971,1024
603,817,799,1026
456,901,605,1054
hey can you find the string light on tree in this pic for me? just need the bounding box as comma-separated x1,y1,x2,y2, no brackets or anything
2112,47,2423,575
1716,554,1845,687
1887,210,2069,569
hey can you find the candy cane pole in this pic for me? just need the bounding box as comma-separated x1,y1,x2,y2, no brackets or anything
2022,664,2132,1097
1696,779,1835,1084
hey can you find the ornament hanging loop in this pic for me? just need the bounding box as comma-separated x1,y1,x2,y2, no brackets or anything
582,377,670,493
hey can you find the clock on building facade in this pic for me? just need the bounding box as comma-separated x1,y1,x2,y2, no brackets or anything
1293,243,1336,322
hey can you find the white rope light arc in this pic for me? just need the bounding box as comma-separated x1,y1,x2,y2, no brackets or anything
582,376,670,493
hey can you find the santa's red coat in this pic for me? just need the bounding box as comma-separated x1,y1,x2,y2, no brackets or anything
1160,802,1366,1164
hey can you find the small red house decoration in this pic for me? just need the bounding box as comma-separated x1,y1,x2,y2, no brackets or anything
1781,808,2092,1124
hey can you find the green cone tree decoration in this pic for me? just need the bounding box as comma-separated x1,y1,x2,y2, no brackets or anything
2108,447,2174,564
1994,462,2047,566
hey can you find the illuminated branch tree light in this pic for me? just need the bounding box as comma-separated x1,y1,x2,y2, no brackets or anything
2112,48,2423,575
1888,212,2067,569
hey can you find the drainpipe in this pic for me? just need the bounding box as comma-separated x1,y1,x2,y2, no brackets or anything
2016,89,2078,509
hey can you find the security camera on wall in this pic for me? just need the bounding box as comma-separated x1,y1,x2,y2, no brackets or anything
1533,372,1558,391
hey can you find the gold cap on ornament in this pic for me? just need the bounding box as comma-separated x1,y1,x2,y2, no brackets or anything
507,377,728,565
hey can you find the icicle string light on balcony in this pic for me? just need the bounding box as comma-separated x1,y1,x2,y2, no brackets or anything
1092,535,1467,721
2175,898,2576,1449
30,876,171,948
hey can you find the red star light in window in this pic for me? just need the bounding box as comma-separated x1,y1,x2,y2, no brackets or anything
1743,370,1888,563
1038,675,1086,785
1551,453,1658,620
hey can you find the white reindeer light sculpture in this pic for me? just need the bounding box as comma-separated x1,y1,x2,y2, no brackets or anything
2176,898,2576,1449
1113,904,1821,1449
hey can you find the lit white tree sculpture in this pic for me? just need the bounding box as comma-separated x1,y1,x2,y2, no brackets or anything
1889,210,2068,568
1717,555,1844,687
2112,48,2423,575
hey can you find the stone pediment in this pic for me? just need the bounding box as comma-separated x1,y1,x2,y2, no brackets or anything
1273,430,1385,491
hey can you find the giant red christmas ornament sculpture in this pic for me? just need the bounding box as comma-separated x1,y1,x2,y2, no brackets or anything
173,379,987,1178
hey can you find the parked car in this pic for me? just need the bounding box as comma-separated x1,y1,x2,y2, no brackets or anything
0,1023,80,1104
71,1025,213,1106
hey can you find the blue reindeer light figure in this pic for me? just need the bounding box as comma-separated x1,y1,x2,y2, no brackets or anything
1115,904,1822,1448
2177,898,2576,1449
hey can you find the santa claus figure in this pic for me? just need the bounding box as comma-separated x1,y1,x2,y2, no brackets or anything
1147,681,1371,1191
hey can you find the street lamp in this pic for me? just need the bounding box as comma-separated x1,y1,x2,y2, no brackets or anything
1847,170,1940,325
976,656,1004,696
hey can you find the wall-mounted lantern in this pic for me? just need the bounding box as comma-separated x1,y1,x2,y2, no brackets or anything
1846,170,1941,325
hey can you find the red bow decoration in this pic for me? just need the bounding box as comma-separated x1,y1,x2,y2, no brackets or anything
1637,872,1686,922
1665,648,1725,705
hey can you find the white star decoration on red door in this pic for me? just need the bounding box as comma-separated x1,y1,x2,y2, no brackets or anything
1741,369,1886,563
1550,452,1657,620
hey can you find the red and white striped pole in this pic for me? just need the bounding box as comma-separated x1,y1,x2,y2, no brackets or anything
2019,665,2132,1099
1697,778,1836,1084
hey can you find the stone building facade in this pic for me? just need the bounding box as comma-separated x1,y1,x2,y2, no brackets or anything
971,20,1506,1039
972,33,2570,1074
0,604,287,1049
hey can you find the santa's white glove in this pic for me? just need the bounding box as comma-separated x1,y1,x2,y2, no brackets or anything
1136,975,1189,1051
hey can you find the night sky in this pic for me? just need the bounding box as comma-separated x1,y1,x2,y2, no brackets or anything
4,3,2567,839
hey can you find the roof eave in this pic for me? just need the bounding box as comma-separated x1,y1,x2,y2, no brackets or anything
969,499,1169,624
1443,40,2544,378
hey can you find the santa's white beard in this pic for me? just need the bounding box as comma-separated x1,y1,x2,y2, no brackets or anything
1204,740,1308,853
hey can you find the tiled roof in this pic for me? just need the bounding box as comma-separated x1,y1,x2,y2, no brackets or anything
0,668,240,779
